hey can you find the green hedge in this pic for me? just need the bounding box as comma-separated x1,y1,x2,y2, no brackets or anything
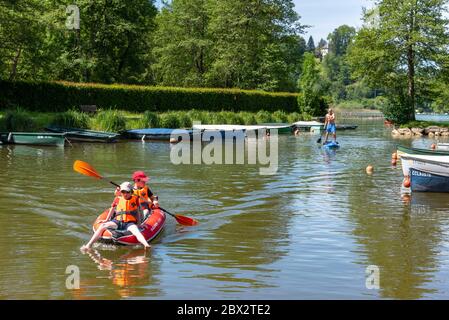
0,80,300,113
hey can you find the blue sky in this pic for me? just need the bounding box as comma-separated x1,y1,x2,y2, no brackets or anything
155,0,372,45
295,0,372,43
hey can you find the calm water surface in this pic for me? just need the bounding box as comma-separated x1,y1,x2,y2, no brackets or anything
1,120,449,299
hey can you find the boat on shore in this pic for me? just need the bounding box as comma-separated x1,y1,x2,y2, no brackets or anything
92,207,166,245
45,125,120,143
0,132,65,146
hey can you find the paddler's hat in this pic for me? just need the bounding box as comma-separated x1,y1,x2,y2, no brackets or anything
132,171,149,182
119,182,133,192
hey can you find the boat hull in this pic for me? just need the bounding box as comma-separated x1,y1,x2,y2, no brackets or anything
410,168,449,193
45,126,119,143
0,132,65,146
401,155,449,177
93,208,166,245
397,145,449,157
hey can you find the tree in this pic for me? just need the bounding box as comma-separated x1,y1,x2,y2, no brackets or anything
0,0,48,80
297,53,327,116
348,0,449,123
306,35,315,53
322,25,357,102
206,0,304,91
152,0,211,87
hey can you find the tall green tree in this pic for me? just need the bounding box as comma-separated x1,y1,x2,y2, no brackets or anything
206,0,304,91
322,25,357,101
0,0,49,80
348,0,449,123
306,35,315,53
152,0,211,87
298,52,327,116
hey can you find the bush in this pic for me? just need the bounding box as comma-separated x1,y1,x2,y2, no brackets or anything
0,109,36,131
273,110,288,123
239,112,257,125
174,111,193,128
0,80,299,113
255,110,273,123
50,109,90,128
187,110,209,124
141,111,160,128
159,113,181,128
287,112,302,123
93,110,127,132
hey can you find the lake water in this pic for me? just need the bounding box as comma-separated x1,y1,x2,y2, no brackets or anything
1,120,449,299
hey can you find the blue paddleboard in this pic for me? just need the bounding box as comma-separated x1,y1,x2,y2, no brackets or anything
323,141,340,149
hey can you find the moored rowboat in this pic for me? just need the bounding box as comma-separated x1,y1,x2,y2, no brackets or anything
410,168,449,193
397,145,449,157
0,132,65,146
45,125,120,143
401,154,449,177
92,207,166,245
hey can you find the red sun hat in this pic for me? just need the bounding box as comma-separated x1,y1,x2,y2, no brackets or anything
132,171,149,182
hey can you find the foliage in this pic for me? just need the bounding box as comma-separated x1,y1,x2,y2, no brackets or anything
50,109,90,128
92,110,127,132
347,0,449,123
0,80,299,113
297,53,328,116
0,108,36,131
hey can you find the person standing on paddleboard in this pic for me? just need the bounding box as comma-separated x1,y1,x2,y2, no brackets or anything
323,108,337,144
81,182,151,251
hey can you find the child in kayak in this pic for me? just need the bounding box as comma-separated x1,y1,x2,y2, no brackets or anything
81,182,151,251
132,171,159,211
323,108,337,144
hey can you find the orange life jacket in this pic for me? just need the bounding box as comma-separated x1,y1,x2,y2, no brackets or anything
133,185,150,201
115,195,140,223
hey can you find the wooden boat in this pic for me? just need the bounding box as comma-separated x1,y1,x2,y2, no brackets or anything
410,168,449,193
397,145,449,158
45,125,120,143
0,132,65,146
401,154,449,177
191,124,291,136
123,128,199,141
292,121,357,132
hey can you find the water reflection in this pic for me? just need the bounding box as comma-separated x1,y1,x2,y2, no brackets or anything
348,173,447,299
77,248,162,299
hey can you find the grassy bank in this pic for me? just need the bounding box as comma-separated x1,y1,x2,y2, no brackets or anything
0,109,310,132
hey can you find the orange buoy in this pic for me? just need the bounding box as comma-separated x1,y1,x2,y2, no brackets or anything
431,144,436,150
366,165,374,175
169,137,178,144
392,152,398,160
403,176,411,188
391,159,397,166
401,194,411,204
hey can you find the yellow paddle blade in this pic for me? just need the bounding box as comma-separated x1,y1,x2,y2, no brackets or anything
73,160,103,179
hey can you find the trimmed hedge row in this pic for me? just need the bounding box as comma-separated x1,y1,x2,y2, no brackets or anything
0,80,300,113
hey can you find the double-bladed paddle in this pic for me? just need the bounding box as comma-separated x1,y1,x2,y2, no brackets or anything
73,160,198,226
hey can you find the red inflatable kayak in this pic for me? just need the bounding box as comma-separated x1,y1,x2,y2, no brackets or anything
92,208,166,245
